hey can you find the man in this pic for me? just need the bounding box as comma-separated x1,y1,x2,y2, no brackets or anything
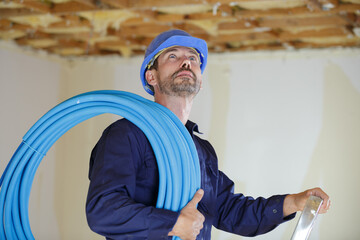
86,30,330,240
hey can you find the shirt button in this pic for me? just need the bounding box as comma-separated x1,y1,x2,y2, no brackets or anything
273,209,277,214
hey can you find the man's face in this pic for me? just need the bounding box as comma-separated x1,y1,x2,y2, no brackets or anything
149,46,202,97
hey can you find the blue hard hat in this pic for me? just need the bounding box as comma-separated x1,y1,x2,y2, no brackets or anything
140,29,208,95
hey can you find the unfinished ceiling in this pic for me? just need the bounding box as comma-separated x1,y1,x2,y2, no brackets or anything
0,0,359,58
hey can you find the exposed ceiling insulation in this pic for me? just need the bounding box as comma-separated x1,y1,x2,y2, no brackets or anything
0,0,359,58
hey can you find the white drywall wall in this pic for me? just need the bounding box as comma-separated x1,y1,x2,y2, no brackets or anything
1,43,359,240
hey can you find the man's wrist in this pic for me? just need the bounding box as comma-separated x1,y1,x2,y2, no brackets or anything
283,194,298,217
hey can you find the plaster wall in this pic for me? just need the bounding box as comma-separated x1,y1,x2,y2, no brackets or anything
0,46,61,239
1,44,359,239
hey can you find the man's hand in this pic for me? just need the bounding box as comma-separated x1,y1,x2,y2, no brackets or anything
168,189,205,240
283,187,330,217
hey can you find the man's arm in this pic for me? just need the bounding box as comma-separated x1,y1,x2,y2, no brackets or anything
86,120,179,239
283,187,330,217
213,171,296,237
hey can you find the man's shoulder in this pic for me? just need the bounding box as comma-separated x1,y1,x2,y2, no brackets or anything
111,118,136,128
104,118,144,137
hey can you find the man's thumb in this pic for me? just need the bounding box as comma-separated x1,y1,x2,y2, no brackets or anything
189,189,204,207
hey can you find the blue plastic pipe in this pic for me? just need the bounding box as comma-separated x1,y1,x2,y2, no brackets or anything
0,90,200,240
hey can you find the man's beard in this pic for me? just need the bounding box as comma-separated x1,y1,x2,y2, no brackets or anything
157,67,201,97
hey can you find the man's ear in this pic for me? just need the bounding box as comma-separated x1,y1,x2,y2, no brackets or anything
145,70,157,86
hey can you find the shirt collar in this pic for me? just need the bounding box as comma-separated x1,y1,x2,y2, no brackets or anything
185,120,202,136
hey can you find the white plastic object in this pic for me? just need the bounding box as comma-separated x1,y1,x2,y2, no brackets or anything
291,196,323,240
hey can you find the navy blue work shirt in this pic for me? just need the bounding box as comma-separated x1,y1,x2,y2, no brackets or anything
86,119,295,240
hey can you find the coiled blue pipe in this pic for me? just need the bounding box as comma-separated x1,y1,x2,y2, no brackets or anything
0,90,200,240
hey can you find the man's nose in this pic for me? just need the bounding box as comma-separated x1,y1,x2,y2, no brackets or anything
181,58,191,69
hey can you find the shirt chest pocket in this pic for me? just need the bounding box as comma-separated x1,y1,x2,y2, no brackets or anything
137,152,158,181
135,156,159,206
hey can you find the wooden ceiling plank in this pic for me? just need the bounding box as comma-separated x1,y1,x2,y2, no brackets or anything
9,22,35,31
222,0,306,10
12,0,51,13
336,3,360,12
9,14,63,28
0,29,26,40
218,19,258,31
225,39,282,48
0,19,13,30
14,37,29,45
212,31,278,43
301,36,360,44
339,12,357,24
27,30,52,38
42,26,91,34
186,20,221,36
96,41,144,57
50,46,87,56
226,43,286,52
232,4,360,19
49,31,101,40
0,8,41,18
306,0,324,12
14,31,52,42
118,23,172,37
127,0,206,9
51,1,97,13
26,38,59,48
207,0,302,6
305,0,339,11
74,0,97,8
310,2,360,14
48,14,91,28
100,0,129,8
216,4,234,16
121,16,156,26
259,15,350,29
96,39,128,48
73,35,120,45
51,38,87,47
156,13,185,22
291,39,360,49
186,11,232,21
175,22,211,35
0,1,23,9
233,6,311,18
280,27,352,41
